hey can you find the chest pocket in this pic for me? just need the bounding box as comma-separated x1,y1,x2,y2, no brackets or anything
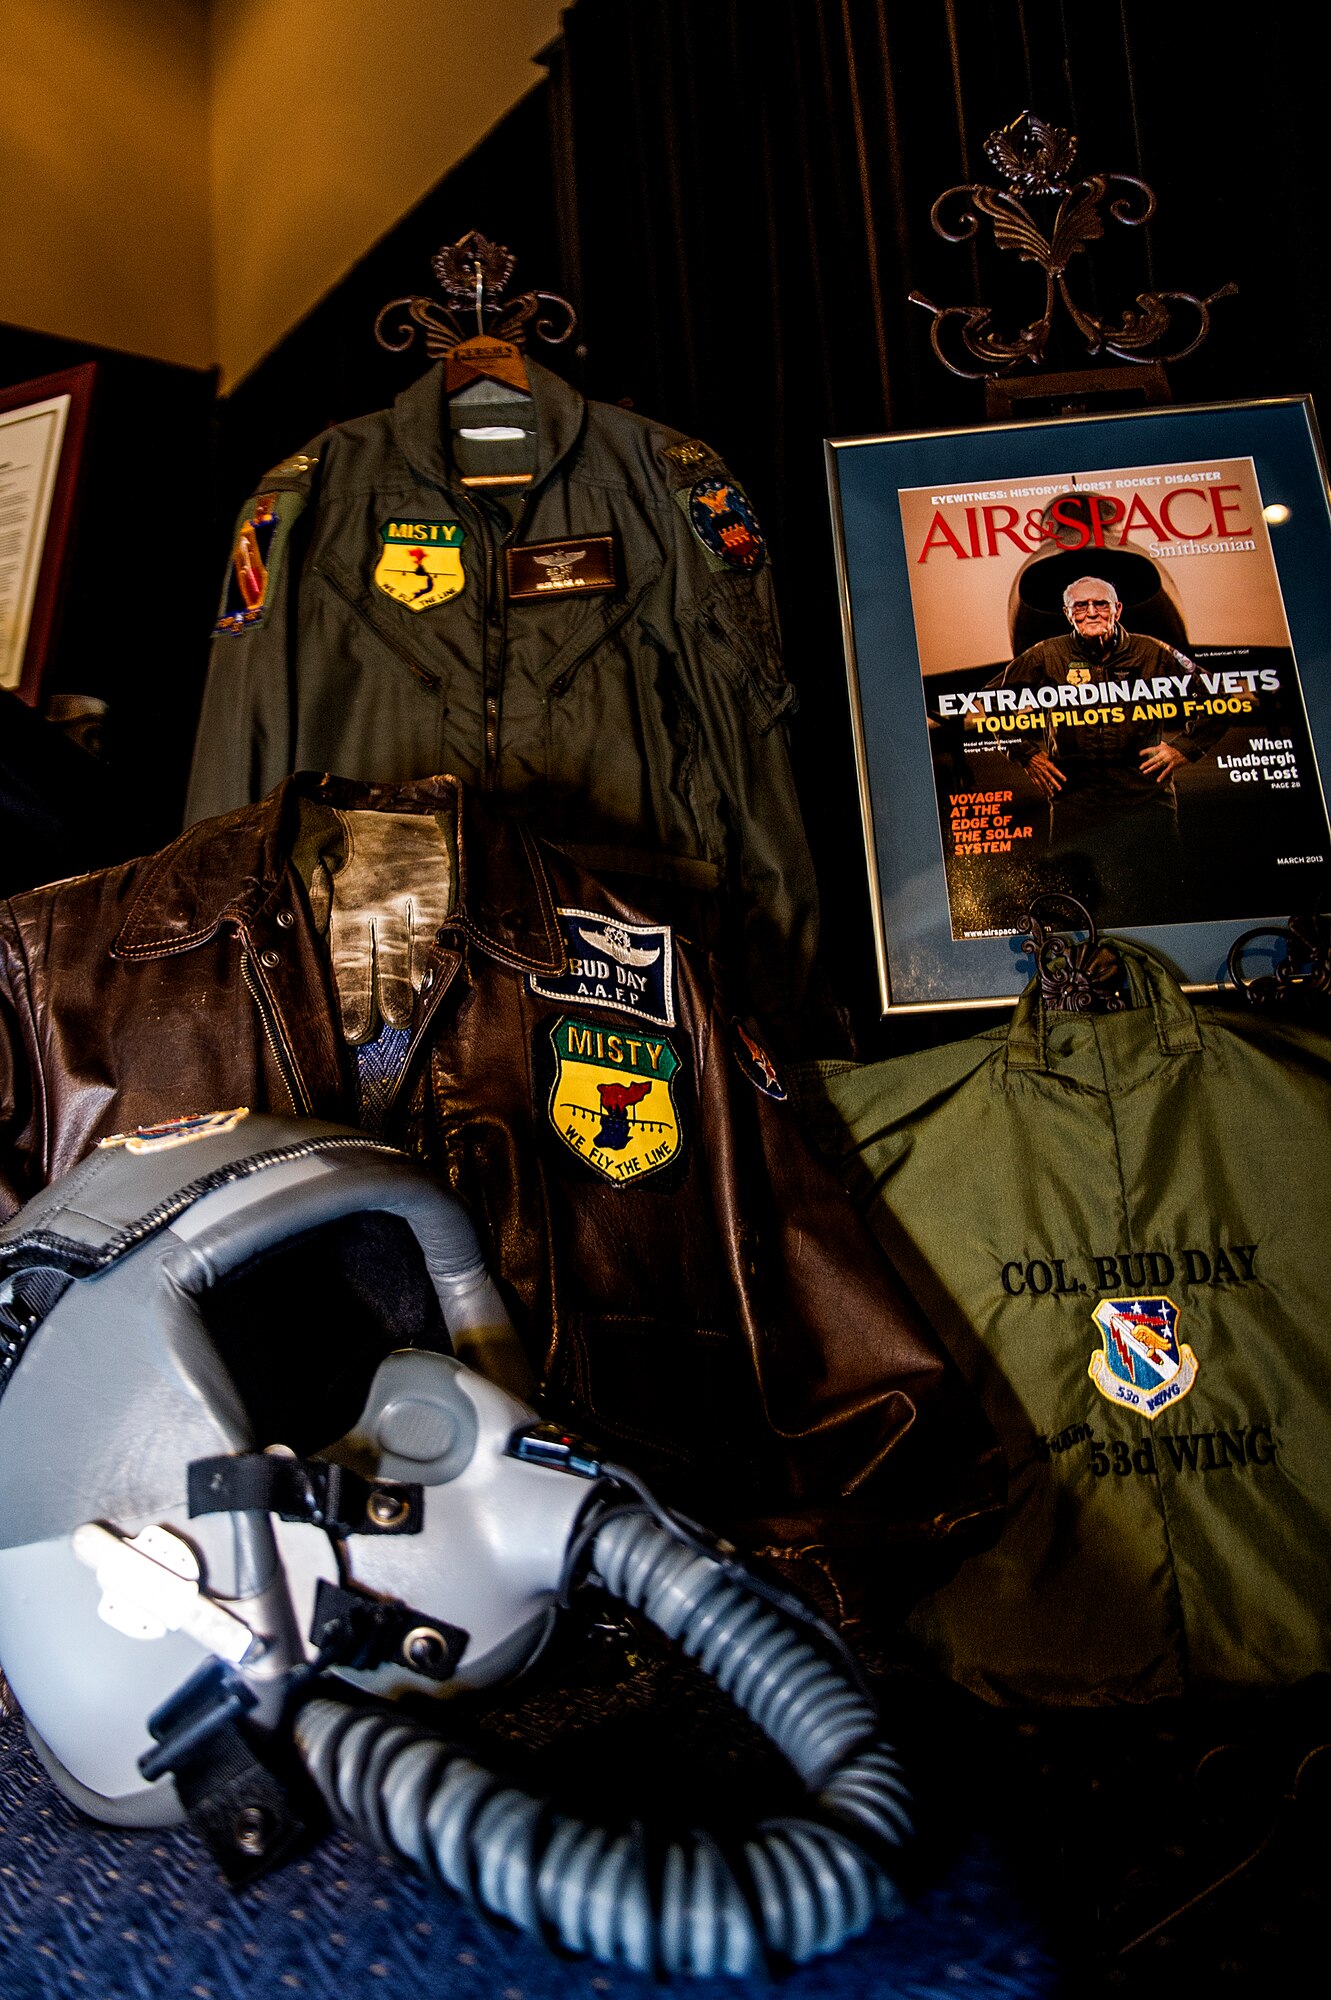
537,558,665,699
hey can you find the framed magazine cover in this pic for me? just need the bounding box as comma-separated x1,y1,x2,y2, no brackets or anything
827,396,1331,1011
0,363,95,706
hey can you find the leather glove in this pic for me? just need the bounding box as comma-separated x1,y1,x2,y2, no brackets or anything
313,810,453,1045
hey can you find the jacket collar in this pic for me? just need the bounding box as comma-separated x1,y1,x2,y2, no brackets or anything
113,774,566,975
391,355,588,500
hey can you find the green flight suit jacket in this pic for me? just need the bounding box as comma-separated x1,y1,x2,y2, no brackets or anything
800,945,1331,1703
185,359,819,1040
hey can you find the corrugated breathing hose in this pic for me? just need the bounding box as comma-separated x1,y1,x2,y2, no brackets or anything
295,1503,913,1976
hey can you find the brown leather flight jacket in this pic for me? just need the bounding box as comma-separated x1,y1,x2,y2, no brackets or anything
0,775,1002,1620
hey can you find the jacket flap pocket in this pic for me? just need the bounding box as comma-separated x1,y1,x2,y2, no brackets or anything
687,580,796,733
540,556,664,691
316,554,445,694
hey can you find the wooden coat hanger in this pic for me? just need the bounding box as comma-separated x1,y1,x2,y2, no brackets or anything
374,231,577,490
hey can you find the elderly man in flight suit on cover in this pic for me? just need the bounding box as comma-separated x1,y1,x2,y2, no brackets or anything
995,574,1227,923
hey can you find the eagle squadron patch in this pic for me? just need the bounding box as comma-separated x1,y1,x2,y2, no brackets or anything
678,476,766,572
548,1018,681,1185
1088,1295,1199,1419
529,909,675,1028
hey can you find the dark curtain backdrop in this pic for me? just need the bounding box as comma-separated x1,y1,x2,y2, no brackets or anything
10,5,1313,1030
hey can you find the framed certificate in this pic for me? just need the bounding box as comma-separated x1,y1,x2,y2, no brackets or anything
827,397,1331,1011
0,364,95,705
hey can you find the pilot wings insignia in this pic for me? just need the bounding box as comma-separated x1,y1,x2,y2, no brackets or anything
533,549,585,589
578,922,661,970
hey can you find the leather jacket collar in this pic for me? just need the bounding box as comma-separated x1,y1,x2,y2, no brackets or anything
112,773,566,975
391,356,589,501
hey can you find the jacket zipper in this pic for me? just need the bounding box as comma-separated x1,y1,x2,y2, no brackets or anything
319,564,443,693
241,947,312,1114
479,505,500,788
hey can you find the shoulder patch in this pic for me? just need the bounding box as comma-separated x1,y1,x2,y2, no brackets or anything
529,909,675,1027
661,437,719,475
675,476,766,573
547,1017,682,1184
214,491,306,635
731,1021,786,1101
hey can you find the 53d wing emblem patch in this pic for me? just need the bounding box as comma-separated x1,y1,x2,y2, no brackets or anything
1088,1295,1199,1419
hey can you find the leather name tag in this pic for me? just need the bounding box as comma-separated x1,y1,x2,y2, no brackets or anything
506,535,618,601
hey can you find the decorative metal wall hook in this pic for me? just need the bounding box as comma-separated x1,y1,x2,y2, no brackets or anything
909,110,1236,379
1226,913,1331,1009
374,229,577,362
1019,892,1127,1013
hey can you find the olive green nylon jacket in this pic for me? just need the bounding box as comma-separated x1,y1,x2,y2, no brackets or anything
799,945,1331,1704
185,360,819,1040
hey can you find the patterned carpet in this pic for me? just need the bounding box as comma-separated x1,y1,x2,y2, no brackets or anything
0,1711,1054,2000
2,1633,1324,2000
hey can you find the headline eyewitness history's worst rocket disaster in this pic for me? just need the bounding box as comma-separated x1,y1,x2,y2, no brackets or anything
899,455,1331,936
